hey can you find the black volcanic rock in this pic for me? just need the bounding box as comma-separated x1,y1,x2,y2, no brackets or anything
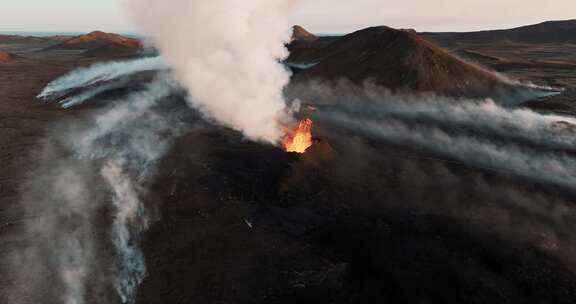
423,19,576,45
82,44,142,58
290,26,515,98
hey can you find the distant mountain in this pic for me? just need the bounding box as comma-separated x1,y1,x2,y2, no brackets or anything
289,26,518,98
44,35,76,42
0,35,51,44
422,19,576,45
292,25,317,41
46,31,142,51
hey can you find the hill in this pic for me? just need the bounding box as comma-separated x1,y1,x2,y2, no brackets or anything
289,26,519,98
46,31,142,51
292,25,317,41
422,19,576,45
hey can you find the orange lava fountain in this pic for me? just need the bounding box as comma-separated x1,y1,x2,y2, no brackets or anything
283,118,313,153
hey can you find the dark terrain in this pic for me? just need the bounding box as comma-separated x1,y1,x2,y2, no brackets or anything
2,22,576,303
287,26,561,104
45,31,143,58
422,19,576,45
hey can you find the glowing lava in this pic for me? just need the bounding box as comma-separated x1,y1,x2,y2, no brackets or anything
283,118,313,153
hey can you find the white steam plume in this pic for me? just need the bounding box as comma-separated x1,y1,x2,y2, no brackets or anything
126,0,297,143
37,56,165,101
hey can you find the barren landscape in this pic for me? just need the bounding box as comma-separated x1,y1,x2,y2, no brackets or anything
2,19,576,304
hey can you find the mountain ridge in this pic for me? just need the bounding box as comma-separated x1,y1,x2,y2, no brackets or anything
422,19,576,45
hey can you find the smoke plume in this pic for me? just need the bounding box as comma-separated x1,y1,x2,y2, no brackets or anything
126,0,297,143
298,82,576,193
319,111,576,190
37,56,165,101
101,161,149,304
10,75,186,304
321,97,576,151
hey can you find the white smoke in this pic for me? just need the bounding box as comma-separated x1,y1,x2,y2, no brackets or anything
9,152,102,304
10,75,184,304
58,81,129,108
125,0,298,143
70,77,182,302
317,109,576,192
72,77,177,170
101,161,149,304
326,97,576,151
37,56,165,101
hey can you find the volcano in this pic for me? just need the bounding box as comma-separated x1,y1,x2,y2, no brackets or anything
45,31,142,57
289,26,518,98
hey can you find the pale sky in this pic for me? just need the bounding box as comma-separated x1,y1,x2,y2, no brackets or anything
0,0,575,33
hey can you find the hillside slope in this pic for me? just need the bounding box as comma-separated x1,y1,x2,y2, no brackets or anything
422,19,576,45
46,31,142,51
290,26,519,98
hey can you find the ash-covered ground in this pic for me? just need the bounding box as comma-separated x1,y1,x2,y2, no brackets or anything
2,26,576,304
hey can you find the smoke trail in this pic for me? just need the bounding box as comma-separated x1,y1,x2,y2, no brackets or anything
10,75,185,304
8,149,103,304
322,97,576,151
101,161,149,304
126,0,298,143
72,77,178,171
70,76,183,302
58,80,131,108
37,56,165,101
316,110,576,192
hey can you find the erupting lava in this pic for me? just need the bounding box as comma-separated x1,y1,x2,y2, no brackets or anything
283,118,313,153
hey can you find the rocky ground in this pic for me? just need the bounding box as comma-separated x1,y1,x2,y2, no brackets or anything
2,33,576,303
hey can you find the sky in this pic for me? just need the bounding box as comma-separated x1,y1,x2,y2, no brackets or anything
0,0,575,33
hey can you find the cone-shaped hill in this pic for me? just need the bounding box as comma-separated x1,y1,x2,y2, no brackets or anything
290,26,536,99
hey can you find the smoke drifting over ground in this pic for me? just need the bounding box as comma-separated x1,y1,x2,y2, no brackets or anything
302,90,576,151
9,74,191,304
293,84,576,192
37,57,164,102
126,0,297,143
318,111,576,190
10,16,576,302
281,84,576,281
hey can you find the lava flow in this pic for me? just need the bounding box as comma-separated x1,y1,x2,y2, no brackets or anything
283,118,313,153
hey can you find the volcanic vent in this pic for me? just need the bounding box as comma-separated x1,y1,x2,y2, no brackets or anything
283,118,313,153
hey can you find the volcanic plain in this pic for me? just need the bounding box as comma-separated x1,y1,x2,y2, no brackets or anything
2,22,576,303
